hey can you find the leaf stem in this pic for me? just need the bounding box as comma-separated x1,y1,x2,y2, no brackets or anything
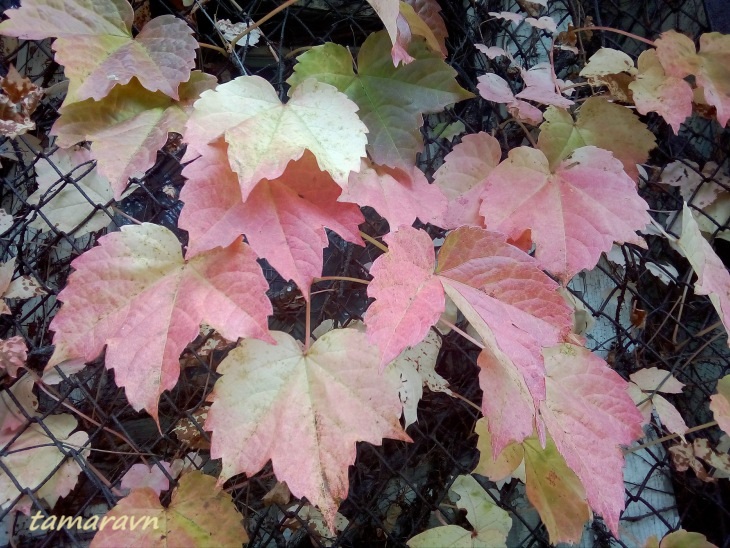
360,231,389,253
625,420,718,454
514,119,538,148
304,295,311,352
198,42,229,56
228,0,300,51
313,276,370,285
572,26,656,48
438,319,485,350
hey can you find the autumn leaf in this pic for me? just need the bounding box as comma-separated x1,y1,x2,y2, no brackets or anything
0,336,27,378
205,329,410,529
432,132,502,229
366,226,572,451
480,145,651,283
46,223,272,423
710,375,730,436
179,142,364,299
628,367,688,436
185,76,367,202
341,160,446,229
367,0,446,65
0,64,43,138
90,471,248,547
474,420,591,544
579,47,637,102
522,437,591,544
477,73,544,125
0,375,36,435
515,63,574,108
0,0,198,104
26,146,117,236
52,72,216,199
540,343,644,536
646,529,718,548
407,474,511,547
674,203,730,345
0,414,89,513
629,49,694,134
0,258,46,314
655,30,730,126
365,228,446,368
288,31,473,171
120,462,176,496
537,97,656,181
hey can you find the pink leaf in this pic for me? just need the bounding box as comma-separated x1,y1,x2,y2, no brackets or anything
365,228,445,369
629,49,693,134
480,146,650,282
180,143,363,299
540,344,644,535
629,367,685,394
488,11,524,24
206,329,410,529
656,30,730,126
432,132,502,229
341,160,446,229
120,462,173,496
0,1,197,103
515,64,573,108
477,74,544,125
46,223,272,423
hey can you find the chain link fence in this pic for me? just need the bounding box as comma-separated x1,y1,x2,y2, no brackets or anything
1,0,729,546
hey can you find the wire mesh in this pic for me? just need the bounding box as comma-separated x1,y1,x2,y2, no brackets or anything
1,0,729,546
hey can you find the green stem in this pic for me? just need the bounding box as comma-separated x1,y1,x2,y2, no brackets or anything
625,420,718,454
360,231,388,253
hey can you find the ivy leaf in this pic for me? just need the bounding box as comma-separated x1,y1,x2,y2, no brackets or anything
540,343,644,536
675,203,730,344
179,141,364,299
46,223,272,423
474,421,591,544
367,0,446,65
0,414,89,513
536,97,656,181
515,63,573,108
477,73,544,125
579,47,637,102
90,471,248,547
365,228,446,368
26,146,117,236
205,329,410,529
646,529,718,548
710,375,730,436
408,474,512,547
52,72,216,199
629,49,694,134
288,31,473,170
522,437,591,544
480,146,651,283
432,132,502,229
0,0,198,104
366,226,572,452
0,375,37,435
185,76,367,202
655,31,730,127
341,160,447,229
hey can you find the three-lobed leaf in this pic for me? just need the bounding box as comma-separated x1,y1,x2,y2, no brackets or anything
46,223,272,423
288,31,473,170
205,328,410,530
0,0,198,104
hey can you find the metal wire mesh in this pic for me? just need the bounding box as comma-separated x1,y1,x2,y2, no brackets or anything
1,0,729,546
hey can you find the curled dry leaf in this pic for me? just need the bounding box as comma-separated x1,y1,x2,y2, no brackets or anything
173,406,211,450
0,64,43,138
669,438,730,482
215,17,260,46
580,47,637,102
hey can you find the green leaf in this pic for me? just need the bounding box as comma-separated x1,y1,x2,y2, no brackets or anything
288,31,473,170
536,97,656,181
